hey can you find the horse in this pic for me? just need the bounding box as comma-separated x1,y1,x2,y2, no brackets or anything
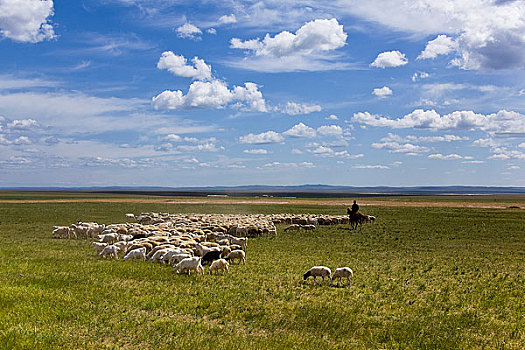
348,211,375,230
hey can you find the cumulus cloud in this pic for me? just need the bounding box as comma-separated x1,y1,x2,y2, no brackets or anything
412,71,430,82
152,80,267,112
219,14,237,25
308,145,363,159
372,86,393,98
372,141,429,154
0,0,56,43
6,118,39,131
280,102,322,115
243,148,268,154
261,161,315,169
317,125,343,137
176,23,202,40
353,164,390,169
229,18,348,72
325,114,338,120
239,131,283,144
418,35,456,60
353,109,525,134
428,153,463,160
283,123,316,138
157,52,212,81
381,133,468,143
370,51,408,68
164,134,182,142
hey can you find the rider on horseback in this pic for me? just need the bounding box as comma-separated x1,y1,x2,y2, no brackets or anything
349,200,359,218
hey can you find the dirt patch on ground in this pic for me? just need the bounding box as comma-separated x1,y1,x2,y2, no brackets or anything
0,197,522,209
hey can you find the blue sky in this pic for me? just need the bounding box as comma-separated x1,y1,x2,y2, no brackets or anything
0,0,524,187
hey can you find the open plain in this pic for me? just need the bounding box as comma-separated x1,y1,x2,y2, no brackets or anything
0,192,524,349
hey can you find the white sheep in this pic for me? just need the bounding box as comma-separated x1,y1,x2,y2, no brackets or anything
166,253,192,265
209,259,229,275
284,224,301,232
174,257,204,276
91,242,107,254
303,266,332,285
230,237,248,250
331,267,353,287
301,224,316,231
226,250,246,265
123,247,146,261
98,233,119,244
150,248,172,263
125,213,135,220
99,245,120,259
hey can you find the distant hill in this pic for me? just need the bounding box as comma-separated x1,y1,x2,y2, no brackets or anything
2,185,525,197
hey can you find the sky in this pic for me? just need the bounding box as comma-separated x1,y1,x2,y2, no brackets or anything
0,0,524,187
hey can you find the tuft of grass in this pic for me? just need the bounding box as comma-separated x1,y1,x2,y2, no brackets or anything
0,197,524,349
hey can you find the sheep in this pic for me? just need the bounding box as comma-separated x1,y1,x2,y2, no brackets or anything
123,247,146,261
201,250,222,265
230,237,248,250
165,252,192,265
99,245,120,259
174,257,204,276
284,224,301,232
52,226,73,239
125,213,135,220
303,266,332,285
195,243,221,257
209,259,229,275
225,250,246,265
301,224,316,231
91,242,107,254
98,233,119,244
150,248,173,263
331,267,353,287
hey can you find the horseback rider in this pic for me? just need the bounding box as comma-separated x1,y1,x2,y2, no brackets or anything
347,200,359,220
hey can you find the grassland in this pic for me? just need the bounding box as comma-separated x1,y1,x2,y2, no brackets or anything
0,193,524,349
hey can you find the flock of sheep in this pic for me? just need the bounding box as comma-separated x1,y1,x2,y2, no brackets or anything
52,211,362,285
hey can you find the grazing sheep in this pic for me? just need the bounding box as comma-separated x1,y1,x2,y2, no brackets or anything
230,237,248,250
91,242,107,254
331,267,353,287
209,259,229,275
301,224,316,231
150,248,172,263
125,213,135,220
201,250,222,265
174,257,204,276
98,233,119,244
166,253,192,265
284,224,301,232
303,266,332,285
99,245,120,259
225,250,246,265
123,247,146,261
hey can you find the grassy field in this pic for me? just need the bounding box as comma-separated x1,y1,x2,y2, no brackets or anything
0,195,524,349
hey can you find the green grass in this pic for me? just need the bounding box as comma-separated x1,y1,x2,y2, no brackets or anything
0,198,524,349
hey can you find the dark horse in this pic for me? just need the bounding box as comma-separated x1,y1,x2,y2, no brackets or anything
347,208,375,230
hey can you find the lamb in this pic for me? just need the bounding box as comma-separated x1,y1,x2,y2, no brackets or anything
174,257,204,276
150,248,173,263
91,242,107,254
166,252,192,265
301,224,316,231
331,267,353,287
123,247,146,261
52,226,73,239
125,213,135,220
303,266,332,285
209,259,229,275
225,250,246,265
99,245,120,259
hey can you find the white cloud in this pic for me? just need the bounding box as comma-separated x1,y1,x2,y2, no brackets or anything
325,114,338,120
239,131,283,144
6,118,39,131
428,153,463,160
353,164,390,169
207,28,217,35
381,133,468,143
353,109,525,134
157,52,212,81
411,71,430,82
372,141,429,154
519,142,525,148
152,80,267,112
243,148,268,154
164,134,182,142
283,123,316,138
372,86,392,98
291,148,303,154
280,102,322,115
176,23,202,40
418,35,456,60
0,0,56,43
262,161,315,169
229,18,348,72
219,14,237,25
317,125,343,137
370,51,408,68
307,145,363,159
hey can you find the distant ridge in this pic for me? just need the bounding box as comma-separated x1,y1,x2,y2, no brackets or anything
2,185,525,197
